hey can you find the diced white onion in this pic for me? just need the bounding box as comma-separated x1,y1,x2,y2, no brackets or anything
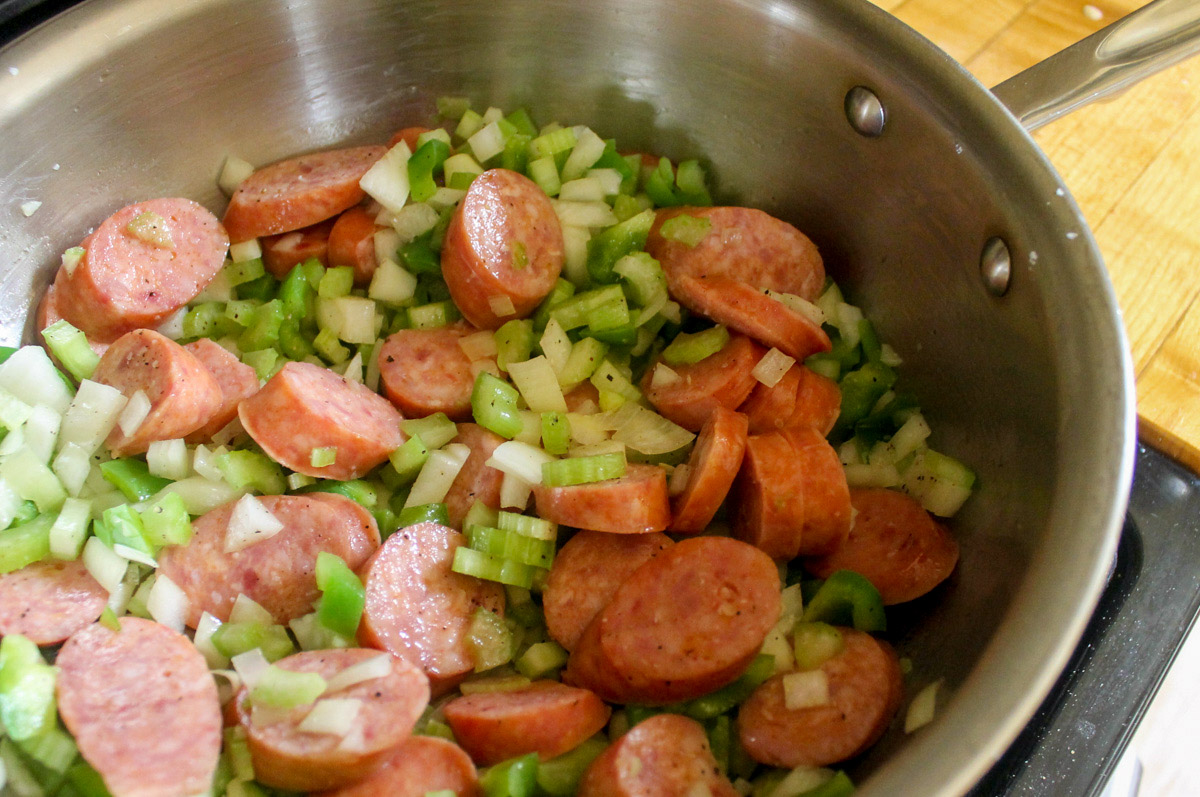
558,177,605,203
147,574,189,632
403,444,471,508
777,584,804,634
837,439,862,467
0,386,33,433
297,698,362,737
116,390,151,438
885,413,932,463
0,478,22,530
229,593,275,626
336,721,367,754
195,268,234,303
0,347,72,416
388,202,440,244
540,320,572,376
752,348,796,388
782,670,831,710
106,564,139,614
59,380,127,455
364,340,384,394
843,462,901,489
367,258,418,306
61,246,84,276
359,141,412,214
210,417,245,448
231,648,271,692
112,543,156,568
330,296,378,345
880,344,903,367
324,654,393,694
552,200,618,229
48,497,91,560
341,352,364,385
760,627,795,675
467,121,506,163
211,669,242,704
470,359,501,380
373,227,401,267
147,439,190,481
560,126,606,182
587,167,623,196
660,301,682,325
650,363,681,389
195,612,230,670
20,200,42,217
428,187,466,210
82,536,128,594
459,330,499,361
499,471,534,510
513,411,543,446
835,302,864,348
606,403,695,456
218,155,255,196
667,463,691,497
560,226,591,286
228,238,262,263
766,290,826,327
507,356,568,413
224,494,285,553
155,307,188,340
193,444,226,482
566,440,625,459
566,413,610,446
487,440,556,485
905,679,943,733
488,295,517,320
23,405,61,464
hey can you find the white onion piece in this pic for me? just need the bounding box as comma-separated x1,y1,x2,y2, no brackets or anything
195,612,230,670
112,543,156,568
218,155,255,196
782,670,831,710
586,167,623,196
59,380,127,454
363,341,384,394
0,478,20,530
368,259,418,307
403,444,471,509
650,363,681,389
211,417,246,448
229,593,274,626
155,307,188,340
539,320,571,376
224,494,285,553
427,187,465,211
324,654,393,694
341,352,364,385
499,471,533,510
210,668,242,704
297,699,363,737
507,356,568,413
607,403,694,456
23,406,61,465
772,766,837,797
0,347,72,416
751,348,796,388
467,121,506,163
155,476,246,516
146,439,190,481
192,445,226,482
147,574,189,632
458,330,499,361
561,225,591,286
905,679,943,733
336,721,367,753
51,443,90,498
487,294,517,320
558,177,605,203
760,628,795,675
766,290,826,327
106,563,140,615
565,413,608,445
82,536,127,594
667,463,691,497
359,141,412,214
469,359,501,380
487,440,556,485
566,440,625,459
48,497,91,560
231,648,271,692
116,390,152,438
373,228,401,268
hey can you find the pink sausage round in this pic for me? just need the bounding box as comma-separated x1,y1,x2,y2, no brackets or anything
378,323,478,421
442,423,506,529
183,338,259,443
317,736,479,797
0,559,106,645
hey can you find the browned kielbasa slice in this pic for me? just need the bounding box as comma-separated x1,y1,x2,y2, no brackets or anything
239,361,404,480
223,146,387,243
358,522,505,696
641,334,763,432
0,560,106,645
646,206,825,301
669,407,749,533
738,628,903,768
673,275,831,361
543,530,673,651
532,464,671,535
235,648,430,792
261,218,335,278
318,736,479,797
378,323,478,421
734,427,851,559
441,169,564,329
55,198,228,341
578,713,738,797
806,488,959,605
184,338,260,443
36,278,111,356
156,493,380,628
740,364,841,437
328,206,384,285
57,618,222,797
92,329,223,456
565,536,780,704
443,681,611,766
443,423,506,529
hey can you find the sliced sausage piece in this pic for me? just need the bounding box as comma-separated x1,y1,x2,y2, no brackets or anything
235,649,430,792
672,275,831,361
239,361,404,480
388,126,435,150
378,323,477,421
184,338,260,443
443,681,611,766
565,537,780,704
806,488,959,605
56,618,222,797
741,365,841,437
669,407,749,533
55,198,229,341
441,169,564,329
646,206,825,301
734,428,851,559
543,530,673,651
358,522,505,696
36,278,111,356
532,464,671,535
328,206,384,285
318,736,479,797
223,146,388,243
642,334,763,432
0,560,106,645
261,218,335,278
738,628,903,767
92,329,223,456
443,424,506,529
578,714,737,797
156,493,380,628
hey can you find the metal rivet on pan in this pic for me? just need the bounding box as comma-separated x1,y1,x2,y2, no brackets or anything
981,237,1012,296
845,87,886,138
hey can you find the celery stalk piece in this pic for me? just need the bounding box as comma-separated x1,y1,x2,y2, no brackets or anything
395,502,449,528
250,665,327,709
662,325,730,366
541,452,627,487
400,414,458,451
99,458,171,502
138,492,192,549
0,634,56,741
0,448,67,512
480,752,540,797
471,373,524,440
452,547,537,589
535,737,608,796
41,320,100,382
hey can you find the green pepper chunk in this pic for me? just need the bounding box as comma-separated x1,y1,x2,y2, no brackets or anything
316,552,366,638
802,570,887,632
480,752,539,797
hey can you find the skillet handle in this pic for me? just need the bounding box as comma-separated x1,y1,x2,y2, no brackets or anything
991,0,1200,131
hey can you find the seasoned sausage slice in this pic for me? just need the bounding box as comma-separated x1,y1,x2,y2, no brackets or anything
806,488,959,605
358,522,505,695
56,618,222,797
565,537,780,704
443,423,506,529
222,146,387,242
92,329,223,456
532,464,671,535
738,628,903,767
443,681,611,765
740,364,841,437
261,218,335,278
156,493,380,628
55,197,228,340
378,324,478,421
578,714,737,797
328,206,384,285
669,407,749,534
239,361,404,480
235,649,429,792
0,560,106,646
183,338,259,443
642,334,763,432
317,736,479,797
543,530,673,651
441,169,564,329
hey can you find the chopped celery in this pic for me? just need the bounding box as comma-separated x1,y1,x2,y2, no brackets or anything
0,635,56,741
708,714,732,774
514,641,568,680
585,210,654,284
236,273,279,302
279,262,316,320
528,156,562,197
226,257,266,287
395,502,450,528
541,452,626,487
662,325,730,366
589,360,641,404
496,511,556,541
401,413,459,451
802,570,886,632
792,622,846,671
242,348,281,381
216,450,286,495
389,435,430,482
540,412,569,456
557,337,609,387
494,320,535,371
644,157,713,207
592,139,637,194
613,252,667,308
453,546,538,589
314,327,351,364
238,299,284,353
41,320,100,382
535,736,607,796
468,526,555,568
299,479,378,508
316,552,366,638
249,665,326,709
463,500,500,533
310,447,338,468
138,492,192,549
409,300,459,329
532,279,577,331
471,372,523,440
530,126,577,160
211,622,295,662
0,513,55,574
1,448,67,512
658,213,712,246
318,266,356,299
480,752,540,797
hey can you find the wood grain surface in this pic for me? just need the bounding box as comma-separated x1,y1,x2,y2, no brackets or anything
868,0,1200,474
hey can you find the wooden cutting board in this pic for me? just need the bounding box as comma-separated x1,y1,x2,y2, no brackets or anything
867,0,1200,474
